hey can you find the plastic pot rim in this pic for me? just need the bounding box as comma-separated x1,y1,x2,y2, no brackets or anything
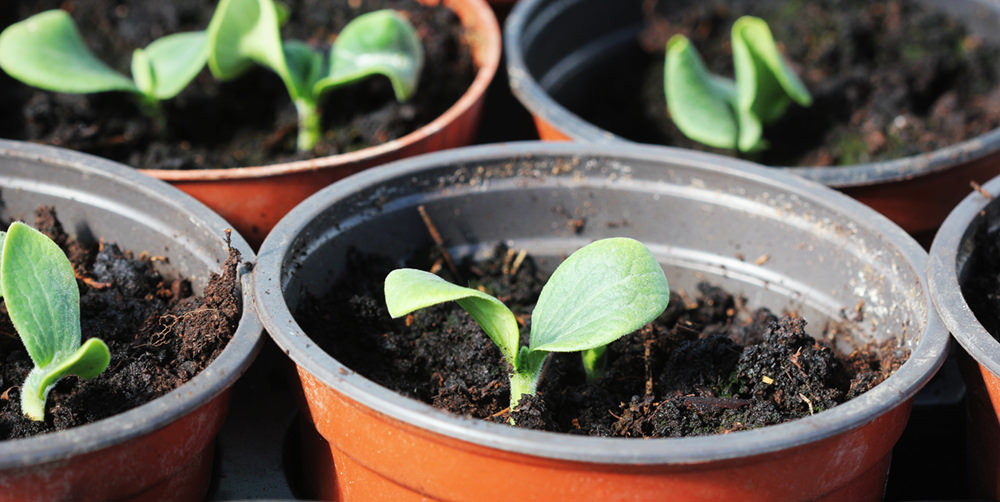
0,140,264,468
929,176,1000,376
254,141,948,465
143,0,501,183
503,0,1000,189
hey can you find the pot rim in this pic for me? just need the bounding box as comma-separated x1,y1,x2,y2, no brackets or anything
143,0,501,182
0,140,263,468
929,176,1000,376
503,0,1000,189
255,141,948,464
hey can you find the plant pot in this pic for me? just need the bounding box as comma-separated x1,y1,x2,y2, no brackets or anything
253,141,946,501
142,0,501,247
504,0,1000,241
928,175,1000,499
0,140,262,501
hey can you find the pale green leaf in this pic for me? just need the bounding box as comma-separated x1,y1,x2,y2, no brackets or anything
283,40,323,105
0,10,137,94
131,47,155,97
384,268,519,366
1,222,81,368
21,337,110,421
732,16,812,124
0,230,6,298
207,0,288,84
315,9,424,101
143,31,208,99
664,35,740,150
529,238,669,352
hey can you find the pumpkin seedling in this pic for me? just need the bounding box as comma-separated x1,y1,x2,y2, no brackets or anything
206,0,424,151
0,9,209,121
665,16,812,152
0,222,110,421
384,237,670,415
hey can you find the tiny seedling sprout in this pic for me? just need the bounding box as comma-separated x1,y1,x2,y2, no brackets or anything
0,222,110,421
206,0,424,151
384,238,670,416
0,10,209,122
664,16,812,152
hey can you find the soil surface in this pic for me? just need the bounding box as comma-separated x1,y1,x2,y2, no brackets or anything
297,245,908,437
963,215,1000,341
559,0,1000,167
0,0,476,170
0,207,242,439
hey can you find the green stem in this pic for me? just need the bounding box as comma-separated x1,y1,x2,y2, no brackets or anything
508,370,538,411
295,100,321,151
137,94,166,134
582,346,607,384
20,367,48,421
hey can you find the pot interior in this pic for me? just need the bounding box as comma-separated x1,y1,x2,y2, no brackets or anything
280,149,929,354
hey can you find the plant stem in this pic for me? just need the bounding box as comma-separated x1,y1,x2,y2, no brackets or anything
508,370,538,411
20,368,46,421
581,346,607,384
296,100,321,151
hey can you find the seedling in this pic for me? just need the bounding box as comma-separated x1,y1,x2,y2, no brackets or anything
664,16,812,152
0,222,110,421
206,0,424,151
0,9,209,121
384,238,669,413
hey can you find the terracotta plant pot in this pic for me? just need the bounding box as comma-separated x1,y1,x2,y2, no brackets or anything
0,140,262,501
504,0,1000,241
253,142,946,501
929,175,1000,499
143,0,501,247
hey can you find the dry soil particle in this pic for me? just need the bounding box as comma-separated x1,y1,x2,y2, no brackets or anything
297,244,908,437
0,207,241,439
562,0,1000,167
0,0,476,170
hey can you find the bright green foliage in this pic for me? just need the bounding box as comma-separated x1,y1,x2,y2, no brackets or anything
664,16,812,152
0,222,110,421
207,1,424,151
0,9,208,118
384,238,670,414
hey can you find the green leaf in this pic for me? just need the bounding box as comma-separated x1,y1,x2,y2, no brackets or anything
0,9,137,94
664,35,741,150
283,40,324,105
732,16,812,124
21,337,110,421
143,31,208,99
315,9,424,101
384,268,520,367
1,222,81,368
131,47,155,97
529,238,669,353
0,230,6,298
206,0,290,89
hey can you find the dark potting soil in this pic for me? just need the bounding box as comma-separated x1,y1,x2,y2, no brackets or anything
962,216,1000,342
297,245,908,437
0,207,241,439
563,0,1000,167
0,0,476,170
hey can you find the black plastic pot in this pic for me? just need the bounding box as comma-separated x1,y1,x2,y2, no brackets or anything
505,0,1000,241
0,140,262,501
253,142,946,501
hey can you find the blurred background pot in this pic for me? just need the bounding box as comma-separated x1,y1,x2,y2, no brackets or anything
0,140,262,501
254,142,946,501
143,0,501,247
504,0,1000,242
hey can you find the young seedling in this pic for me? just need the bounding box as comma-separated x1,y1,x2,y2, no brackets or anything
664,16,812,152
0,222,110,421
206,0,425,151
384,237,670,414
0,10,209,122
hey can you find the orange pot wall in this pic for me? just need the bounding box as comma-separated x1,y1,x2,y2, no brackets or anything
959,348,1000,499
143,0,501,248
529,118,1000,241
0,391,231,502
293,366,911,502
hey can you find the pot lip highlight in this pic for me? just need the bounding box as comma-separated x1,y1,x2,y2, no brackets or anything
255,141,948,465
503,0,1000,189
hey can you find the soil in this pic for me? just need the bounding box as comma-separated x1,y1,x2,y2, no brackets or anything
0,0,476,170
962,216,1000,340
0,207,242,439
558,0,1000,167
296,244,908,437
